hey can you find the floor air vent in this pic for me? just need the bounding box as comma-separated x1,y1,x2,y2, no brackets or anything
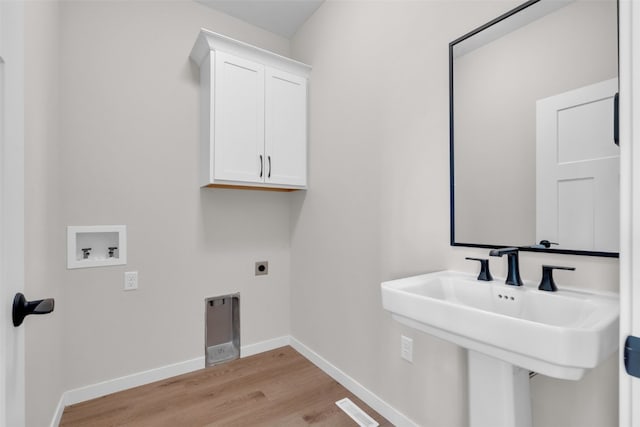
335,398,379,427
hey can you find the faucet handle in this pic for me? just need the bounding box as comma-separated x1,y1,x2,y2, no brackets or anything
538,265,575,292
465,257,493,282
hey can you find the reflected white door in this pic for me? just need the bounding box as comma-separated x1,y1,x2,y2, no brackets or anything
536,78,619,252
0,2,25,426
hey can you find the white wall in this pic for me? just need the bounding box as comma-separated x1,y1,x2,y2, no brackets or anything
25,1,295,424
291,1,619,426
57,0,293,389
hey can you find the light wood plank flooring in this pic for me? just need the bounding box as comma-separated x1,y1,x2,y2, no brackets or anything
60,346,392,426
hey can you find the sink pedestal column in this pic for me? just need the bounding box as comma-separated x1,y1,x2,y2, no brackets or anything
468,350,532,427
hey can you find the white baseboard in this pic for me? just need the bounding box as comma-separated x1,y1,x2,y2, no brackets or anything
51,336,290,426
52,356,205,427
51,335,412,427
241,335,290,357
63,356,205,407
49,395,65,427
289,336,418,427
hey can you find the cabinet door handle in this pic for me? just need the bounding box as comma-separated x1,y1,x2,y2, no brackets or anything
268,156,271,178
259,155,263,178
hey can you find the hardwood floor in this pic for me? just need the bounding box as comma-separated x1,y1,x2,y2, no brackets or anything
60,346,392,426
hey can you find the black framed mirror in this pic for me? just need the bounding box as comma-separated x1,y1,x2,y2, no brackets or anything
449,0,619,257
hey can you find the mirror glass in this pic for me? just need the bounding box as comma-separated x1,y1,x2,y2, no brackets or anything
450,0,619,256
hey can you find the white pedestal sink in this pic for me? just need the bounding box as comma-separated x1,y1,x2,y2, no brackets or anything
381,271,619,427
468,350,531,427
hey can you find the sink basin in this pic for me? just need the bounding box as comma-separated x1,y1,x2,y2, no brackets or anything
381,270,619,380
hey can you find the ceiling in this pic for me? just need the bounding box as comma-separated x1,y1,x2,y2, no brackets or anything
197,0,325,38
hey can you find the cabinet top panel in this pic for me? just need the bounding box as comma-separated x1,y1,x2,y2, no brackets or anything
190,28,311,77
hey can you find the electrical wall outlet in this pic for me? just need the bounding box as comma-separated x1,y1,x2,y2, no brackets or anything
124,271,138,291
255,261,268,276
401,335,413,362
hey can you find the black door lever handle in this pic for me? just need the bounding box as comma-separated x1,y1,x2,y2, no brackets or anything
614,92,619,146
12,293,55,327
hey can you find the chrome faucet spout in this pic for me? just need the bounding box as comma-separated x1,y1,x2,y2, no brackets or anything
489,247,524,286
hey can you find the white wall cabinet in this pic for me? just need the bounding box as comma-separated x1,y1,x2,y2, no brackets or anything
190,29,311,191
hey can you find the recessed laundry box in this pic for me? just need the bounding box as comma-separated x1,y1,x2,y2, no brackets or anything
67,225,127,269
205,294,240,366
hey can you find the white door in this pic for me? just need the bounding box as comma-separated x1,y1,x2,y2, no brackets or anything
0,1,25,426
214,51,265,183
265,67,307,187
619,0,640,425
536,78,619,252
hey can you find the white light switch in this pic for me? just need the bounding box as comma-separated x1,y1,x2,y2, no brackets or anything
124,271,138,291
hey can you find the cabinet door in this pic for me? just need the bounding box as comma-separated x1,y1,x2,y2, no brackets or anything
214,51,265,183
265,67,307,187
